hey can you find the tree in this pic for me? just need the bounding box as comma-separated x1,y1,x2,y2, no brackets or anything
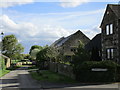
2,34,24,59
30,48,40,60
36,46,58,69
23,54,30,59
71,41,90,68
29,45,43,54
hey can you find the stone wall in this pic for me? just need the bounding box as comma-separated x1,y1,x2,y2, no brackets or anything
49,62,75,79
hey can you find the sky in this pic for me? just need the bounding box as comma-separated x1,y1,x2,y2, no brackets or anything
0,0,119,54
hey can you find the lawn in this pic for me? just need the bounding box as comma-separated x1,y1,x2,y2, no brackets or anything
30,70,77,83
0,69,10,77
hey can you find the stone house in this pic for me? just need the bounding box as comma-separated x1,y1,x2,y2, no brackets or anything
85,33,102,61
51,30,90,61
100,4,120,63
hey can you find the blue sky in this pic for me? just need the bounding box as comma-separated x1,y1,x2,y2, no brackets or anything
0,0,119,54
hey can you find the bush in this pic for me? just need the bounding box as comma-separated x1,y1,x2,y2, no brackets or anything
116,65,120,82
74,60,119,82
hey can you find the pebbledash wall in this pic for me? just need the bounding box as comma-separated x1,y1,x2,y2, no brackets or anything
49,62,75,79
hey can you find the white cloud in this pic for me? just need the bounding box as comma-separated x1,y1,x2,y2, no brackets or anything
82,26,101,39
0,15,72,43
60,0,89,8
0,0,34,8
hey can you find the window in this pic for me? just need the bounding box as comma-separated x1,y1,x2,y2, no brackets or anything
71,48,76,52
106,48,114,59
110,24,113,34
111,49,114,59
106,25,109,35
106,24,113,35
107,49,110,59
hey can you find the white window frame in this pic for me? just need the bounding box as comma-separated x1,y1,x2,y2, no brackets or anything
110,24,113,34
107,49,110,59
106,25,109,35
111,49,114,59
107,48,114,59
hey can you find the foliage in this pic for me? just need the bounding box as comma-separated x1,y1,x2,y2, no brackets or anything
23,54,30,59
11,59,21,64
71,41,90,72
29,45,43,54
36,46,58,69
30,48,40,60
75,60,119,82
30,70,77,83
2,34,24,59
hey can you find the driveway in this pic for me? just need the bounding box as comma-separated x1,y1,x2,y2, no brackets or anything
0,66,119,90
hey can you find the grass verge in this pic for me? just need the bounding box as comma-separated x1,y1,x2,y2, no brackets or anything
30,70,77,83
0,69,10,77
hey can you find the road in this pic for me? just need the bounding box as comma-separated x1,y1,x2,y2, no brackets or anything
0,66,119,90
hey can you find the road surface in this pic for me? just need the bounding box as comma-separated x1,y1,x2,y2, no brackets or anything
0,66,119,90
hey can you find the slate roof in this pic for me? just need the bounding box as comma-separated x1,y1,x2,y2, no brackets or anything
109,4,120,18
85,33,101,51
100,4,120,27
51,37,65,47
51,30,90,47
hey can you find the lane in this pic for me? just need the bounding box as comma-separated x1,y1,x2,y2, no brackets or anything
0,66,42,90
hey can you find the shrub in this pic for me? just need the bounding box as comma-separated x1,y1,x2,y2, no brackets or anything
74,60,118,82
116,65,120,82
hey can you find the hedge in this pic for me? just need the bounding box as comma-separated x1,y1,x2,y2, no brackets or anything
74,60,119,82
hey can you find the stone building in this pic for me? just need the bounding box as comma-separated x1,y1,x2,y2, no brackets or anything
51,30,90,61
85,33,102,61
100,4,120,63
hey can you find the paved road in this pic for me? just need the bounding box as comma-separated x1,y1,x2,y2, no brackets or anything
0,66,41,90
0,66,119,90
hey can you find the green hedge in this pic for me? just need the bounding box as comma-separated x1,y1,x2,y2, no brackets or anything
74,60,119,82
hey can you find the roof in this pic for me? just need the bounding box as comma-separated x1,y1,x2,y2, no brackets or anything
109,4,120,18
50,37,65,47
85,33,101,51
0,54,10,59
100,4,120,27
51,30,90,47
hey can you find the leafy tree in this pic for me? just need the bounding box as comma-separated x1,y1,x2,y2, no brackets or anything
2,34,24,59
36,46,58,69
30,48,40,60
71,41,90,74
29,45,43,54
23,54,30,59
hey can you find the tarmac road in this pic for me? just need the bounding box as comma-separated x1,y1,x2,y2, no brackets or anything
0,66,119,90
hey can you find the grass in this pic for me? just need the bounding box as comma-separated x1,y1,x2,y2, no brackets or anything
11,59,21,64
30,70,77,83
0,69,10,77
